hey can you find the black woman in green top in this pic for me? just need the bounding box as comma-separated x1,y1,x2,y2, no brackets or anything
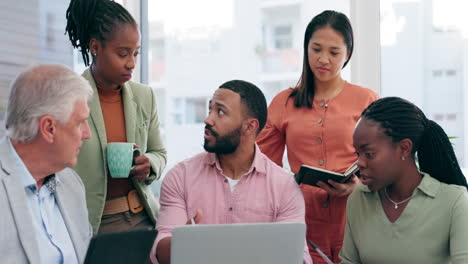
341,97,468,263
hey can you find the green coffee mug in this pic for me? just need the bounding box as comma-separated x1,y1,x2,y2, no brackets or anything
107,142,141,178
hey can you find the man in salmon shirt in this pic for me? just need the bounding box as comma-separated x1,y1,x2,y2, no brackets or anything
150,80,312,264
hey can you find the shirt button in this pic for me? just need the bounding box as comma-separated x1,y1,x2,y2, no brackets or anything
317,138,322,144
317,118,323,125
229,207,233,211
319,160,324,166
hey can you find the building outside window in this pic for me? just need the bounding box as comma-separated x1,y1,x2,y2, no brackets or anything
380,0,467,166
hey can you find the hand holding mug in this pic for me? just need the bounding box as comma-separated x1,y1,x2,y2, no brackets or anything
107,142,142,178
130,144,151,181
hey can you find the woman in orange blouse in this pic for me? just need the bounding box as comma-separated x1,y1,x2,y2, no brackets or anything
257,10,378,264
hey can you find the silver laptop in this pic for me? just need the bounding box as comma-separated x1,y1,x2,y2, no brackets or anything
171,222,305,264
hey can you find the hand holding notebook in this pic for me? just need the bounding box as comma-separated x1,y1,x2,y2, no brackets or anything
295,161,359,187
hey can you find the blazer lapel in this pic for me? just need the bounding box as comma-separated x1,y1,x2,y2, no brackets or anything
0,139,40,262
122,82,137,143
82,69,107,156
54,175,83,263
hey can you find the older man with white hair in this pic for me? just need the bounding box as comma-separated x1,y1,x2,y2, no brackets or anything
0,64,93,264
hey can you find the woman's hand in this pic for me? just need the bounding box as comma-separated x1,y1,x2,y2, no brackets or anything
316,175,359,197
130,144,151,181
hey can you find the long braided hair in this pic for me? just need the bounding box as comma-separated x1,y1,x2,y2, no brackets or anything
65,0,136,66
362,97,467,189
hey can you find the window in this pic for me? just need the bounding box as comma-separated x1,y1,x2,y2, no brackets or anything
186,97,208,124
147,0,351,179
432,70,443,77
171,98,184,125
0,0,73,136
0,0,354,182
170,97,208,125
273,25,293,49
380,0,467,166
446,69,456,76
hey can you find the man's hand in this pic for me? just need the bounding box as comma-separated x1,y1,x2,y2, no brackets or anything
316,175,359,197
185,209,203,225
156,209,203,264
156,237,172,264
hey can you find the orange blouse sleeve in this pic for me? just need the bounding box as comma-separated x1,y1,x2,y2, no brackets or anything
257,90,290,167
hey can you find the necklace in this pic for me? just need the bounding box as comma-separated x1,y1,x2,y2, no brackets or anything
384,187,413,209
315,80,346,101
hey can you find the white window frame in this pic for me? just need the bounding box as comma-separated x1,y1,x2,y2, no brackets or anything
119,0,148,84
350,0,468,174
138,0,380,91
349,0,381,94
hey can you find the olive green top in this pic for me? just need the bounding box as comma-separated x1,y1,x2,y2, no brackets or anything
340,173,468,264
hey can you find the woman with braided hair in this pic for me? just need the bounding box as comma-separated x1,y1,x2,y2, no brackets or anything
65,0,167,234
340,97,468,263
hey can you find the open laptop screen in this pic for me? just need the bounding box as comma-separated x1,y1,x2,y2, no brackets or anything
171,222,305,264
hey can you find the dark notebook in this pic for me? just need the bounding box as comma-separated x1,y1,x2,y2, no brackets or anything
295,161,359,187
84,228,157,264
